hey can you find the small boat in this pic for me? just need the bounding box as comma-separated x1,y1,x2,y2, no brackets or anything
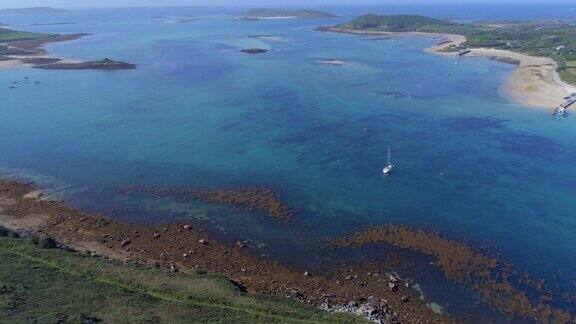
556,106,567,118
383,146,395,176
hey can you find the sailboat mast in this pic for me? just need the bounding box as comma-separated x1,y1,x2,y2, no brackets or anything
387,147,391,165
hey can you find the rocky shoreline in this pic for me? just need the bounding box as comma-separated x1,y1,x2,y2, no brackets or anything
0,33,136,71
2,177,575,322
0,179,448,323
332,226,574,322
33,58,136,70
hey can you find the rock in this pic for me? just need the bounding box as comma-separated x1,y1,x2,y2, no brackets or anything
401,296,410,303
183,225,192,231
388,282,398,291
357,304,378,316
198,239,207,244
120,239,131,247
304,271,311,277
367,295,378,306
236,240,248,248
240,48,268,54
290,289,302,298
389,274,399,283
152,232,160,238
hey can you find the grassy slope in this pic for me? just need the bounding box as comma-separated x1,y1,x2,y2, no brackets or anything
0,237,364,323
0,28,51,42
344,14,455,32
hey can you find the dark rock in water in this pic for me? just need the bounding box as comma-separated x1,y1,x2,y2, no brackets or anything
375,90,411,100
249,34,272,38
34,58,136,70
236,17,260,22
240,48,268,54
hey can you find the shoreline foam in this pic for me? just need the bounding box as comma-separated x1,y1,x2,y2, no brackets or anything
321,27,576,110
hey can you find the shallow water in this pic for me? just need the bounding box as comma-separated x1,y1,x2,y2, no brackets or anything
1,6,575,317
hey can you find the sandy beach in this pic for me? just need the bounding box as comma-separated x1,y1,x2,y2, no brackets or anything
0,58,28,70
321,27,576,110
426,34,576,110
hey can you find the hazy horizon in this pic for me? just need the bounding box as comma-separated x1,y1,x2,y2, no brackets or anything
1,0,575,9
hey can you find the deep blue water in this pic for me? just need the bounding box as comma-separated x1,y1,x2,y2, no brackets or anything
1,5,576,318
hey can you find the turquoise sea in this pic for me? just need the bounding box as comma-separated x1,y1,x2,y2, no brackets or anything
1,5,576,318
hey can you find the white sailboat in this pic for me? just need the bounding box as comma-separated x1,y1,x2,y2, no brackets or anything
383,147,394,175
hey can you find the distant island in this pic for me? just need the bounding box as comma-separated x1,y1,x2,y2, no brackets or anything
319,14,576,110
34,58,136,70
239,8,336,20
0,27,135,71
0,7,69,14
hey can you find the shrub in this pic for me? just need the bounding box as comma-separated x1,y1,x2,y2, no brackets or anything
38,236,58,249
0,225,9,237
29,235,39,245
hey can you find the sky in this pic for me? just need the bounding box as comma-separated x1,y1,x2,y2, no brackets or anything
0,0,572,9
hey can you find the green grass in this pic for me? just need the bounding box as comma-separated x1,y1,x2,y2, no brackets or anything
559,69,576,87
0,28,51,42
0,237,365,323
343,14,455,32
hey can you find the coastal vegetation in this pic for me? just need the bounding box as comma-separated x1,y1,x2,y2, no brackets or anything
0,28,50,42
0,27,136,70
0,235,362,323
34,58,137,70
328,14,576,85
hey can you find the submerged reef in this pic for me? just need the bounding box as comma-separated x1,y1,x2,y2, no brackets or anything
121,185,294,221
331,225,574,322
